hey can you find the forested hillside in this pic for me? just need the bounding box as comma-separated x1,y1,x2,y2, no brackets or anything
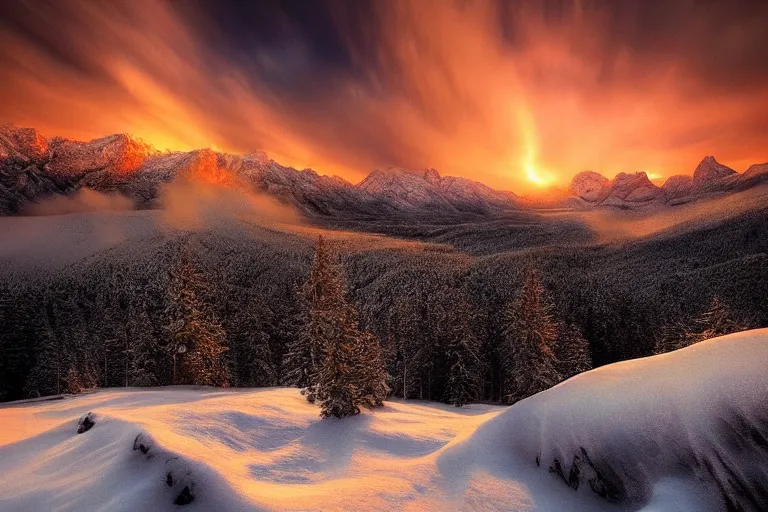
1,195,766,403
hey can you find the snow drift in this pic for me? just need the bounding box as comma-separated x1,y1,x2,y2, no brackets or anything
1,330,767,511
439,328,768,511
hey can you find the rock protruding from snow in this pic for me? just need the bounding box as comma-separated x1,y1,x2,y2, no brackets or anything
440,329,768,511
133,432,154,455
692,156,737,185
76,412,96,434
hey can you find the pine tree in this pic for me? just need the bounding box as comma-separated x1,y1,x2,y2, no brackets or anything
653,319,688,354
0,287,27,400
555,322,592,380
315,318,362,418
22,305,60,398
129,301,162,386
225,297,276,387
289,236,389,417
686,296,745,344
356,331,390,407
501,269,561,405
444,333,481,407
166,249,228,386
655,297,746,354
390,293,425,399
440,291,481,407
282,236,335,396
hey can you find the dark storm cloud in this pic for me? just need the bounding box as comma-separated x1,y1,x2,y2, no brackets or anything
0,0,766,192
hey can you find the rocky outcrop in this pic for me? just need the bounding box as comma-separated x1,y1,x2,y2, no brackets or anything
603,172,664,205
357,167,517,213
570,171,664,208
692,156,737,185
0,126,49,161
569,171,610,203
567,155,768,209
661,175,694,200
743,163,768,180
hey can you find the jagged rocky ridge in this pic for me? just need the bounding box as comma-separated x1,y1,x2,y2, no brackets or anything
0,126,518,217
570,155,768,208
1,125,767,216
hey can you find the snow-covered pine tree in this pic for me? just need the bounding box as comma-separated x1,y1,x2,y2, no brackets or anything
315,318,362,418
501,269,562,405
0,285,28,400
655,297,746,354
283,236,338,398
355,331,390,408
444,332,481,407
128,298,162,387
440,291,481,407
685,296,745,345
166,249,229,386
290,236,388,417
225,297,276,388
555,322,592,380
653,319,689,354
21,299,60,398
390,293,425,400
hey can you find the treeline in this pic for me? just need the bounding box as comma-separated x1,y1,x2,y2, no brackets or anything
0,223,763,405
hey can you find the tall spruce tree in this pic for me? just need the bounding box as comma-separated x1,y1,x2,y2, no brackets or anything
282,236,335,396
287,236,388,417
166,249,228,386
653,318,689,355
501,269,561,405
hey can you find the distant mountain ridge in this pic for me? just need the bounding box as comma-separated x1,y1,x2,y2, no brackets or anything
1,125,766,216
0,126,518,217
569,155,768,208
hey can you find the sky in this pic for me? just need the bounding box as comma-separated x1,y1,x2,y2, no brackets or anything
0,0,767,194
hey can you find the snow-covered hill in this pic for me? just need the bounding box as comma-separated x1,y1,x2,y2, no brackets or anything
1,329,767,511
440,328,768,511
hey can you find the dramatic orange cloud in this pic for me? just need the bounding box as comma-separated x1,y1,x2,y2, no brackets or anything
0,0,766,194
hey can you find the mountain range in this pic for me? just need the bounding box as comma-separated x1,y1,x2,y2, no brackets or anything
1,125,766,217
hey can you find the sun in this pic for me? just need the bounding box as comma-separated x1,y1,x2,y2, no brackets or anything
525,164,554,187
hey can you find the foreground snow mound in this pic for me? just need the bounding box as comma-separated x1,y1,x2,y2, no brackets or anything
440,329,768,511
0,411,253,511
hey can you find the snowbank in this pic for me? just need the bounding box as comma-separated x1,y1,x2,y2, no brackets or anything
439,328,768,511
1,329,766,511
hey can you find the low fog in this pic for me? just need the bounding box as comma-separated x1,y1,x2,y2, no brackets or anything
157,173,302,232
560,186,768,243
21,188,135,216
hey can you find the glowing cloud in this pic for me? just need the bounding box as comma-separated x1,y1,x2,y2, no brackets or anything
0,0,766,194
